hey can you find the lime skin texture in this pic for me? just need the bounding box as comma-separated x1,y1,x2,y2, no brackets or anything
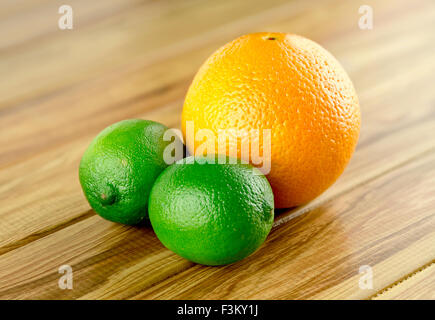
79,119,179,225
148,156,275,266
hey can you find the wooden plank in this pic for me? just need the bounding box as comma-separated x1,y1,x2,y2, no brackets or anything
372,263,435,300
0,0,143,50
0,104,181,255
132,151,435,300
1,0,323,253
311,230,435,299
2,143,434,300
1,0,433,168
0,0,329,168
1,22,434,255
0,0,434,299
0,214,193,300
0,80,434,299
0,0,299,110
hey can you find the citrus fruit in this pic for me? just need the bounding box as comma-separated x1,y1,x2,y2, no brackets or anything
148,156,274,266
79,119,180,225
181,32,361,208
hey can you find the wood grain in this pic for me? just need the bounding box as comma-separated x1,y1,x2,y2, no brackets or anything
0,0,301,110
1,0,434,253
373,263,435,300
0,0,358,167
131,151,435,299
0,215,193,299
0,0,434,300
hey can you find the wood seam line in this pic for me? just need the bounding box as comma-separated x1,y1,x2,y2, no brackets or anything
0,210,95,256
368,260,435,300
0,0,311,112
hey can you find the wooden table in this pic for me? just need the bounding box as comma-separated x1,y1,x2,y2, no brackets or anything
1,0,434,300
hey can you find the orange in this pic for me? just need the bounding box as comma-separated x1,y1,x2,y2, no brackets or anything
181,32,361,208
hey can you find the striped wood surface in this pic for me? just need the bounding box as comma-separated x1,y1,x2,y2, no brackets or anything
0,0,434,299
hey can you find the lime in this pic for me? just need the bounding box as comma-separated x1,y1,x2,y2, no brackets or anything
79,119,180,225
148,156,274,266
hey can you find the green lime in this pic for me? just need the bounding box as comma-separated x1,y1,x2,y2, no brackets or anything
79,119,180,225
148,156,274,266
